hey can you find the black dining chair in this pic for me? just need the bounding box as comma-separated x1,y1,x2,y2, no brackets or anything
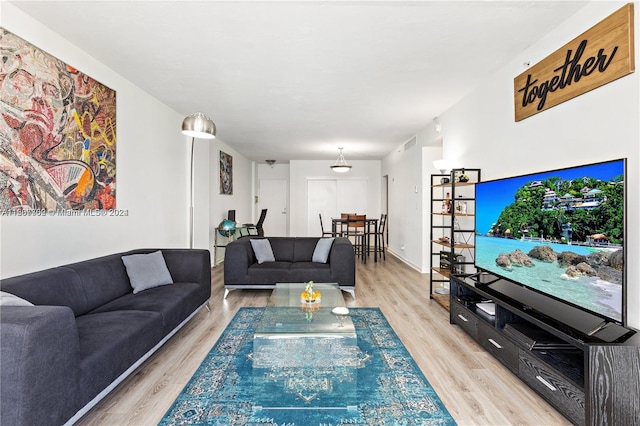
374,213,387,260
244,209,267,236
319,214,333,237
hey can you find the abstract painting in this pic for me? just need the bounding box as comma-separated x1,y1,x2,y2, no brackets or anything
219,150,232,195
0,28,116,213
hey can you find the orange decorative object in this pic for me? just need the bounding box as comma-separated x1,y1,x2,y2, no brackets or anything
300,290,322,302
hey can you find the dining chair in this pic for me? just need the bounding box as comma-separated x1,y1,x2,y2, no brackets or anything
318,213,333,237
244,209,267,236
374,213,387,260
346,214,366,258
340,213,355,236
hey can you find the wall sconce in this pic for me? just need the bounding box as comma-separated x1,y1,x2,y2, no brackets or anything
433,117,442,133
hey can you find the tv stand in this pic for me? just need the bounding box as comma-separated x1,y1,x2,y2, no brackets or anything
586,320,610,336
450,273,640,425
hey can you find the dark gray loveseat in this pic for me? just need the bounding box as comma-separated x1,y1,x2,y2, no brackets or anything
223,236,355,299
0,248,211,426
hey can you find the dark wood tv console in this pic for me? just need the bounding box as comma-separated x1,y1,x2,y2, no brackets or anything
450,273,640,425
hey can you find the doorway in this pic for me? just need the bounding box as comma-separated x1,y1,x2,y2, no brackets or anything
258,179,288,236
307,179,367,236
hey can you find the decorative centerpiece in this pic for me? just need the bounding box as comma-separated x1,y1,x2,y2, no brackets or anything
300,281,321,303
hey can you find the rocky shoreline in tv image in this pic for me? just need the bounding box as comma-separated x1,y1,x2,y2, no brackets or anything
496,244,623,285
475,235,623,322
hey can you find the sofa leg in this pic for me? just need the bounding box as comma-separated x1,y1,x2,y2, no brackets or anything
224,288,230,299
205,302,211,312
344,289,356,300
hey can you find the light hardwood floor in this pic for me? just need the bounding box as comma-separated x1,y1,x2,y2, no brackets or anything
76,253,571,426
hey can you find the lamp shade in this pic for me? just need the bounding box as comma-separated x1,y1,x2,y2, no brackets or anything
182,112,216,139
433,159,450,174
330,148,352,173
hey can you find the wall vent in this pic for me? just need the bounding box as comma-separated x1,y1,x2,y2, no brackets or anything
404,137,417,151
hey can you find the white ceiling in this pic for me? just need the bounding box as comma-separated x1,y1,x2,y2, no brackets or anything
9,0,589,163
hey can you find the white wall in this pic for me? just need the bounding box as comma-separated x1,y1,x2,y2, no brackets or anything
208,141,253,237
382,132,442,270
437,2,639,328
289,160,381,237
0,4,206,277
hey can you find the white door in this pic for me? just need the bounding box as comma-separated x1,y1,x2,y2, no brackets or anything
258,179,288,236
337,180,368,216
307,179,367,237
307,180,337,236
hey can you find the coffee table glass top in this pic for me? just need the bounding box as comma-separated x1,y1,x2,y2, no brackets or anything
252,283,359,410
255,283,355,339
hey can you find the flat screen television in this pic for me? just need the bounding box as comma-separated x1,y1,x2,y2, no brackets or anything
475,158,626,327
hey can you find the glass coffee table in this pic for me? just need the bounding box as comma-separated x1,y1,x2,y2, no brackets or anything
254,283,356,357
252,283,361,411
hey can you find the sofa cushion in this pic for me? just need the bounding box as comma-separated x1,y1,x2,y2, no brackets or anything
121,250,174,294
66,254,135,314
269,238,295,262
250,239,275,264
87,282,204,334
312,238,335,263
76,310,164,405
248,262,293,284
289,262,333,283
292,238,321,262
0,291,34,306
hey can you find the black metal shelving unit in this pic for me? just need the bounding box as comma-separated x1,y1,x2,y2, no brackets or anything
429,168,481,307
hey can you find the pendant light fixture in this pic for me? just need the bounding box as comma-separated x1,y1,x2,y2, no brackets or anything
330,147,352,173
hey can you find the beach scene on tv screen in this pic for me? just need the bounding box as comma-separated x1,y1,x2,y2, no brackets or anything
476,160,625,322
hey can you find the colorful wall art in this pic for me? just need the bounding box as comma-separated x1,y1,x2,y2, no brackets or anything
220,151,233,195
0,28,117,213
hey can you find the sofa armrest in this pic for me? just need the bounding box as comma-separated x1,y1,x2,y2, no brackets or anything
159,248,212,302
0,306,80,426
224,239,253,284
160,249,211,284
329,237,356,287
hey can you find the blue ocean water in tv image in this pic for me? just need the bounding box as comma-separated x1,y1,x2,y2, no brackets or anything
476,236,622,322
475,158,625,323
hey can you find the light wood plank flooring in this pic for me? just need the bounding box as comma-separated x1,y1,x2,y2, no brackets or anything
76,253,571,426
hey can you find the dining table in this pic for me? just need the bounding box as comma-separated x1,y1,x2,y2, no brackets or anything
331,217,379,263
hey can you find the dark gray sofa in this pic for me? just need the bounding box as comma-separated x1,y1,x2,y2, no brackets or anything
0,248,211,426
223,236,355,299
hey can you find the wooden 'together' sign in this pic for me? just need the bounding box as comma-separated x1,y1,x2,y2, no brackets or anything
514,3,635,122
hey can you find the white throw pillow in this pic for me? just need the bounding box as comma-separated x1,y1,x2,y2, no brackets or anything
0,291,34,306
122,250,174,294
250,239,275,264
312,238,335,263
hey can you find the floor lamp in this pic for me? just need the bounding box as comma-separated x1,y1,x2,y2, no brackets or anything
182,112,216,248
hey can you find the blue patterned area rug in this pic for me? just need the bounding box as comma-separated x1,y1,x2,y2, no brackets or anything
159,307,456,425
